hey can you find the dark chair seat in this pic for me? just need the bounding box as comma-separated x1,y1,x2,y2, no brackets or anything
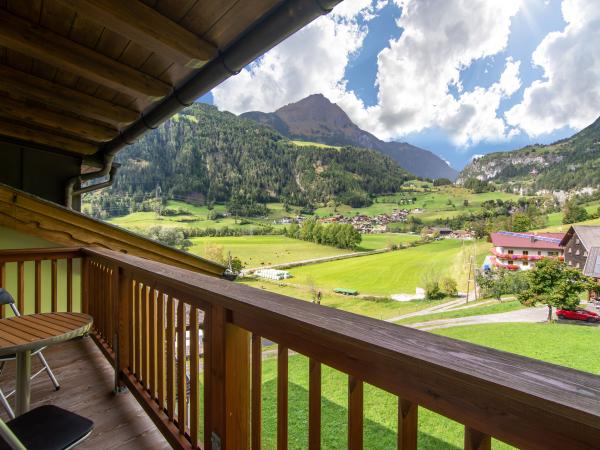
0,405,93,450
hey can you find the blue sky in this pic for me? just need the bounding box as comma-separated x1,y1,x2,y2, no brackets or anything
203,0,600,170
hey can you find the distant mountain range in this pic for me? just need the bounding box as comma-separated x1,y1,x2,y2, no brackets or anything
241,94,458,180
459,116,600,192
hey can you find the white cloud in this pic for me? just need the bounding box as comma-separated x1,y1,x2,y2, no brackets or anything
211,1,374,114
505,0,600,136
213,0,525,148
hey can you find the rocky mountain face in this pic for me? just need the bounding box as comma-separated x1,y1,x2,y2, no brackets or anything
459,116,600,192
241,94,458,180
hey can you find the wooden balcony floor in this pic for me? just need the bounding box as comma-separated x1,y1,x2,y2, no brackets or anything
0,337,171,450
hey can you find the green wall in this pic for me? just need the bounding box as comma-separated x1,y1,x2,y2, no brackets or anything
0,226,81,315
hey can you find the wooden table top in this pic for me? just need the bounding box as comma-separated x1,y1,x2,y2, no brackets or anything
0,313,93,356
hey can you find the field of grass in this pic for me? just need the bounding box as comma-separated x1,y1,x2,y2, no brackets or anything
395,300,523,325
189,235,347,268
357,233,420,251
257,322,599,449
540,200,600,230
291,140,341,149
288,239,489,296
239,278,446,320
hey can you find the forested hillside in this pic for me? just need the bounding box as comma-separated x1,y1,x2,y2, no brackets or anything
459,116,600,192
111,103,410,209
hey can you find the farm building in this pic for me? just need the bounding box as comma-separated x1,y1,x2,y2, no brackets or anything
489,231,564,271
254,268,292,281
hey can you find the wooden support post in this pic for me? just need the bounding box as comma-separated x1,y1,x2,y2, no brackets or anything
116,267,130,391
226,323,250,450
348,376,363,450
205,305,226,450
251,334,262,450
0,262,4,318
308,358,321,450
35,260,42,314
66,258,73,312
81,257,89,315
398,398,417,450
464,426,491,450
17,261,24,313
277,345,288,450
51,259,57,312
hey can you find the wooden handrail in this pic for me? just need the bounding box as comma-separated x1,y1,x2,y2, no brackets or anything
82,246,600,450
0,247,82,262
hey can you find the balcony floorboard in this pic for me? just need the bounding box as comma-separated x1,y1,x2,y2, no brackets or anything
0,337,170,449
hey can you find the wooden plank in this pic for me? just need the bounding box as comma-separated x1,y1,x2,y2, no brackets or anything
0,94,117,142
348,376,363,450
66,258,73,312
17,261,24,313
251,334,261,450
35,259,42,313
0,9,171,99
134,281,142,378
118,269,131,384
0,65,138,125
398,398,417,450
464,427,491,450
190,307,200,449
0,117,98,155
157,290,165,410
51,259,58,312
57,0,216,68
277,345,288,450
142,284,149,386
225,323,250,450
204,304,226,450
148,287,157,398
128,278,135,372
0,262,4,319
81,257,89,315
177,299,186,434
166,294,176,421
308,358,321,450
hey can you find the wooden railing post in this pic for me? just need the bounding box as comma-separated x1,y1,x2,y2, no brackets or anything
398,398,417,450
115,266,130,392
205,305,251,450
464,426,491,450
81,257,89,315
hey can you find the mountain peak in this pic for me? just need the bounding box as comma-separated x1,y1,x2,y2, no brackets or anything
241,95,458,180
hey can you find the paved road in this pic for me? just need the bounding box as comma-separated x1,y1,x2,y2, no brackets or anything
412,306,548,331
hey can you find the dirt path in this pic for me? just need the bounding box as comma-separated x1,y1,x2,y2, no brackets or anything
385,298,469,323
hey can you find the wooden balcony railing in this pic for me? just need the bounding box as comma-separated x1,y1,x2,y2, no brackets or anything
1,246,600,449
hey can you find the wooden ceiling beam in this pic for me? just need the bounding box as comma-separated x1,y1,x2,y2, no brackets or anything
0,9,172,99
57,0,217,68
0,95,117,142
0,65,139,126
0,121,97,155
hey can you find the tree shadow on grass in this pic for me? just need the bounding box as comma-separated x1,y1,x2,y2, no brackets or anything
261,379,461,450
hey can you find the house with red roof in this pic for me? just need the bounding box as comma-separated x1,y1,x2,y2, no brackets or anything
488,231,564,271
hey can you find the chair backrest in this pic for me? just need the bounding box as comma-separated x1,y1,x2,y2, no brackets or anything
0,289,14,307
0,289,19,317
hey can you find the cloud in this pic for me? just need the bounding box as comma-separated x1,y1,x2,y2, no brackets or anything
351,0,522,145
212,0,524,148
211,1,375,114
505,0,600,136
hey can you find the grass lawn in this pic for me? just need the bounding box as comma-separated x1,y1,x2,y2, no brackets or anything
239,278,446,320
189,235,347,268
291,140,341,149
395,300,523,325
289,239,489,296
357,233,420,251
257,322,599,449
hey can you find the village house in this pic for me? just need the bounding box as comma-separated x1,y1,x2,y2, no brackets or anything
489,231,564,271
560,225,600,274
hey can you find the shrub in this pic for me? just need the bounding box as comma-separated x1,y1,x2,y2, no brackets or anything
440,277,458,297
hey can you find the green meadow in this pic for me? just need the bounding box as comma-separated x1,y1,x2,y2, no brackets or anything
256,322,599,449
288,239,489,296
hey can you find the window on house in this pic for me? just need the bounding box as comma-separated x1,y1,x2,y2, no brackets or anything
548,251,558,256
569,248,572,253
522,250,529,256
522,261,529,266
576,249,580,256
576,238,580,245
584,251,588,257
576,262,581,268
568,261,572,266
507,249,514,255
537,251,542,255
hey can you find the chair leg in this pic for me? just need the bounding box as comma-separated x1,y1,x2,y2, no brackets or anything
0,386,15,420
36,352,60,391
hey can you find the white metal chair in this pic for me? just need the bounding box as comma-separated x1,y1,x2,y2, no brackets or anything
0,289,60,419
